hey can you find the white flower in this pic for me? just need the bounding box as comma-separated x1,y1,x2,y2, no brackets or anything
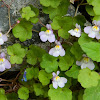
52,71,67,89
68,23,81,37
0,31,8,45
39,24,55,43
76,54,95,70
49,41,65,57
84,20,100,39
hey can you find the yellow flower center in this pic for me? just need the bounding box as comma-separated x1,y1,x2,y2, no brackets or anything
55,76,60,80
55,45,60,49
83,57,90,63
74,28,79,32
45,30,50,34
0,33,2,37
0,58,4,62
92,26,99,31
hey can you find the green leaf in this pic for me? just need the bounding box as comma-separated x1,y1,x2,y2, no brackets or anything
0,94,7,100
48,85,72,100
13,20,33,42
22,6,36,20
27,45,46,65
43,0,70,20
33,83,45,96
6,93,18,100
58,28,69,39
59,54,74,71
93,6,100,15
40,0,62,8
79,41,100,62
7,43,26,64
78,33,92,45
40,54,58,73
26,67,39,80
29,17,39,23
0,88,5,95
78,68,100,88
70,42,84,60
86,5,95,16
38,70,52,85
18,87,29,100
65,65,80,79
83,80,100,100
93,15,100,21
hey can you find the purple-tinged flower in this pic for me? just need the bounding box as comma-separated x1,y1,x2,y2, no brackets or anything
84,20,100,39
49,41,65,57
52,71,67,89
0,31,8,45
0,52,11,72
39,24,55,43
68,23,81,37
76,54,95,70
22,70,27,82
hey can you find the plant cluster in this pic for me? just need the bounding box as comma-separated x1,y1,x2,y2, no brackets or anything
0,0,100,100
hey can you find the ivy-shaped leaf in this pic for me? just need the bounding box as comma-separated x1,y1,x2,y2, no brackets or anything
27,45,46,65
22,6,36,20
48,85,72,100
18,87,29,100
13,20,33,42
65,65,80,79
83,80,100,100
59,53,74,71
33,83,45,96
7,43,26,64
38,70,52,85
40,0,62,8
78,68,100,88
70,42,84,60
6,93,18,100
40,54,58,73
26,67,39,80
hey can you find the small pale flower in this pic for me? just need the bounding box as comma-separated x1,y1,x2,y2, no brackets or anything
84,20,100,39
22,70,27,82
49,41,65,57
39,24,55,43
68,23,81,37
76,54,95,70
0,52,11,72
52,71,67,89
0,31,8,45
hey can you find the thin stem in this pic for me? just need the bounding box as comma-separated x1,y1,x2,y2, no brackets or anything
0,84,12,86
74,0,85,16
39,19,46,27
0,78,13,82
32,29,39,33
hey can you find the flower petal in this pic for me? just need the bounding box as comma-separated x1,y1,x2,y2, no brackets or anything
84,26,91,34
76,23,80,29
40,34,48,42
53,81,58,89
60,77,67,83
58,81,65,88
57,71,60,75
76,61,82,66
59,49,65,56
4,59,11,69
46,24,52,30
68,30,75,36
0,38,4,45
39,31,45,36
0,52,5,58
0,64,5,72
2,34,8,42
97,21,100,26
48,34,55,43
52,72,56,77
88,30,97,38
53,51,60,57
49,48,55,55
96,33,100,40
75,32,81,37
